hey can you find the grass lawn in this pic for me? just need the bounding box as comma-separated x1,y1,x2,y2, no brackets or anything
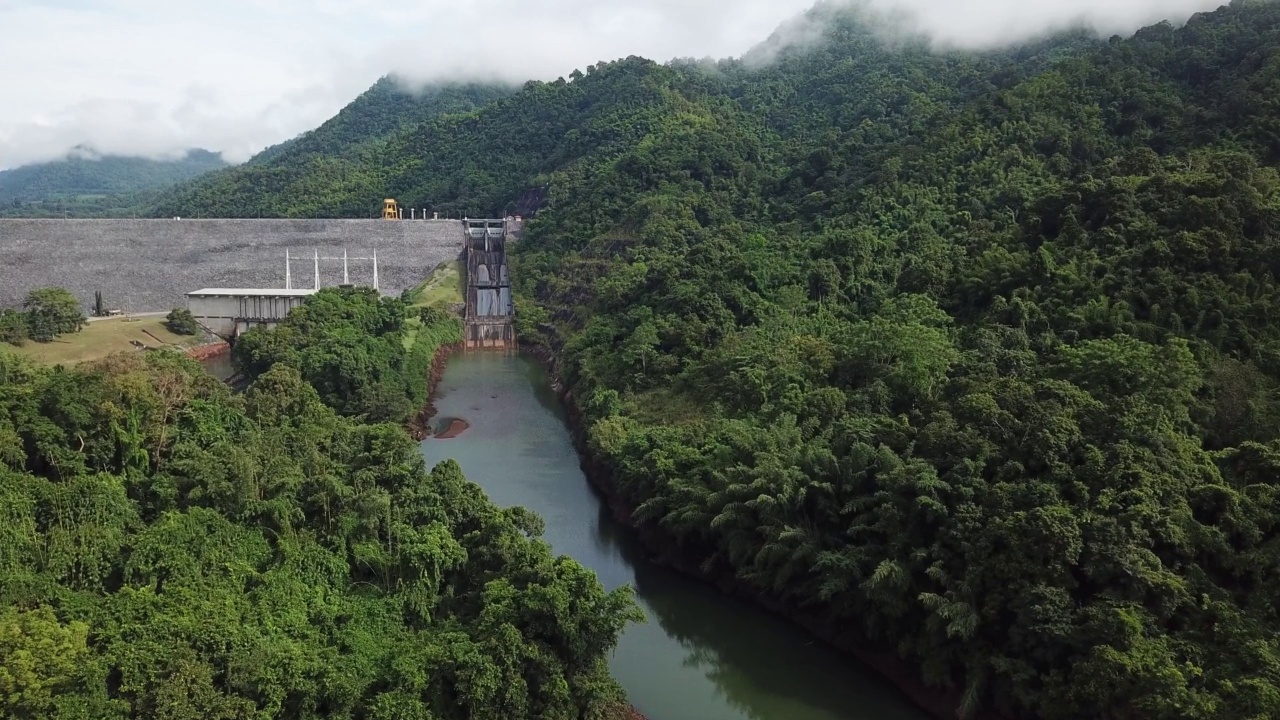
403,260,467,350
408,259,465,307
1,317,204,366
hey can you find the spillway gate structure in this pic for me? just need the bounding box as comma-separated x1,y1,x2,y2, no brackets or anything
464,218,514,349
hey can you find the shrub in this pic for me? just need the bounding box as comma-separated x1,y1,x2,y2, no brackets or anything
418,302,453,326
165,307,200,335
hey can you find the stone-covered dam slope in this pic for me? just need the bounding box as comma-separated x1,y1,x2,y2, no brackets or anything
0,219,462,312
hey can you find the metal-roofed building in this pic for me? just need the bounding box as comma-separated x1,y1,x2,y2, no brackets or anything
186,288,318,338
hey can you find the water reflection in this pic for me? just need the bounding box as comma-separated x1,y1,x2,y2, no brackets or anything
592,501,920,720
199,352,235,381
421,353,927,720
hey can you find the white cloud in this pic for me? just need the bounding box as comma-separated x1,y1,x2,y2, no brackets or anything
0,0,1230,170
861,0,1223,48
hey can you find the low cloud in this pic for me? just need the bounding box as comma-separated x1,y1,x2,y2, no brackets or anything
858,0,1221,49
0,0,1230,171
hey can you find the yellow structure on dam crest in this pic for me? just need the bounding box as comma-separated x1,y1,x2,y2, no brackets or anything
382,198,400,220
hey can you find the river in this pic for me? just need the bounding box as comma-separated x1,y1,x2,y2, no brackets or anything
420,352,929,720
200,351,236,381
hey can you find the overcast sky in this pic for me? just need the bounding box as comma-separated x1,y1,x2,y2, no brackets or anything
0,0,1227,170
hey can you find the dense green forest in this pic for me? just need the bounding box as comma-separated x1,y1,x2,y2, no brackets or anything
0,149,226,218
232,288,463,424
154,82,513,218
159,0,1280,717
0,289,640,718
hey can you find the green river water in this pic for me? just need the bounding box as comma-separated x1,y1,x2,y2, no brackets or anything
419,352,930,720
200,351,235,381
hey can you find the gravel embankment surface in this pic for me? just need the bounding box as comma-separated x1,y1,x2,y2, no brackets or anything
0,219,463,312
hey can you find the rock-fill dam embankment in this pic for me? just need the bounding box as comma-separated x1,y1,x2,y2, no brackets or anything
0,218,463,312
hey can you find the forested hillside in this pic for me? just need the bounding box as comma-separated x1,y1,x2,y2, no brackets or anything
154,82,512,218
0,149,226,217
156,0,1280,717
0,290,640,718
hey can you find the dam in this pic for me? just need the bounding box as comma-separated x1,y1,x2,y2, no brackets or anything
0,218,462,313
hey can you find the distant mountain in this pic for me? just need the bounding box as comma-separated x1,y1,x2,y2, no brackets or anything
0,149,227,202
152,80,514,218
0,148,228,217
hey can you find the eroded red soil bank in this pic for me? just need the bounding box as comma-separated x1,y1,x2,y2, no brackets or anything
185,340,230,361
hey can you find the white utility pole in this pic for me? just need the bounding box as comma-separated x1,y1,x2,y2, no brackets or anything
285,249,292,290
308,250,378,290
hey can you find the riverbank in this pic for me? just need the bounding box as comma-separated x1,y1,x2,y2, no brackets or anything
408,341,462,440
185,338,229,361
521,341,1003,720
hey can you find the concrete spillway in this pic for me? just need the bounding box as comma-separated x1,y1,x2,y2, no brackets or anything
463,219,515,349
0,219,463,312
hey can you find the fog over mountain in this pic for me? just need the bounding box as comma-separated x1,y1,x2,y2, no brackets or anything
0,0,1225,170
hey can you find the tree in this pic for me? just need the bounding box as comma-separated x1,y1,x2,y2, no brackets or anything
22,287,84,341
237,288,460,420
165,308,200,336
0,605,92,719
94,291,106,318
0,309,26,345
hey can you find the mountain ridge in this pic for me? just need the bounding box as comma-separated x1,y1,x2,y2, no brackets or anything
152,81,515,218
0,149,227,217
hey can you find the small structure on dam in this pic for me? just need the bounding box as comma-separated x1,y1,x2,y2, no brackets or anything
382,198,401,220
464,218,514,349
